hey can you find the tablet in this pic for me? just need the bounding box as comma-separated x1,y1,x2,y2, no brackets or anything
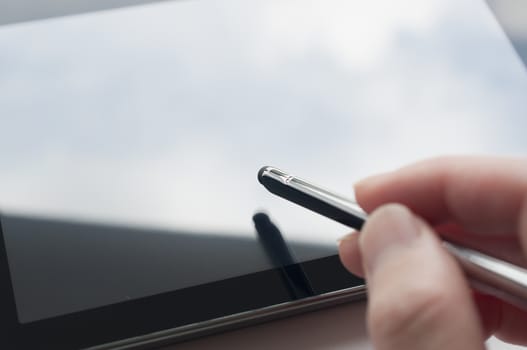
0,0,526,349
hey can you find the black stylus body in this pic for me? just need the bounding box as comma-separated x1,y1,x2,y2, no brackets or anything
258,166,366,230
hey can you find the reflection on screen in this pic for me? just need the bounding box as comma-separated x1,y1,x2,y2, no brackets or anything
0,0,526,322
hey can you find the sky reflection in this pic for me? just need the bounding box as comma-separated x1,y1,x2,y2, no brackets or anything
0,0,526,250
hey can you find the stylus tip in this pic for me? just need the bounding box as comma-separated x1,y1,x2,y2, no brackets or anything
257,166,270,184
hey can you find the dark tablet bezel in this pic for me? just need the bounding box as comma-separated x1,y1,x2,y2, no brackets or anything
0,217,364,350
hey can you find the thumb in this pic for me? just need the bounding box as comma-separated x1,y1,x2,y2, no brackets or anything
359,204,485,350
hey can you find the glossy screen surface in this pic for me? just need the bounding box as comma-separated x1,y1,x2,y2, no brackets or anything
0,0,526,323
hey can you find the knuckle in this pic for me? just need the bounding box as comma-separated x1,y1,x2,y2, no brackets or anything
368,284,452,343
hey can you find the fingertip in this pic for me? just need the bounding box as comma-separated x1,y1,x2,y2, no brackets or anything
356,157,527,234
337,232,364,277
354,173,392,213
359,204,422,276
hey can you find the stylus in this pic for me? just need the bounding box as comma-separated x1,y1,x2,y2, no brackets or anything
258,166,527,309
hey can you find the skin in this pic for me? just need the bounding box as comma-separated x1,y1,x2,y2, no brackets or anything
338,156,527,350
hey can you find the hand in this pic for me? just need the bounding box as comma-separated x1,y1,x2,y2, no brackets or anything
338,156,527,350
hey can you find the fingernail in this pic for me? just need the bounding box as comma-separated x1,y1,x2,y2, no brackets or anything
361,204,422,274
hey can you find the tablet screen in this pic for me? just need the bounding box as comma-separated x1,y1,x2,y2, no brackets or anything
0,0,526,325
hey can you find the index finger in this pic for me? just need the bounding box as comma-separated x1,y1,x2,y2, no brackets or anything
355,156,527,235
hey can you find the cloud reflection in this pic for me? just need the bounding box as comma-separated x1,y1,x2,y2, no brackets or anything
0,0,526,248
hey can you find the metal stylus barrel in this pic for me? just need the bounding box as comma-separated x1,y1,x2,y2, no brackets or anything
258,166,527,309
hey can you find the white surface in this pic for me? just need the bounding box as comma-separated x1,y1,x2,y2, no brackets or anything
169,301,525,349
